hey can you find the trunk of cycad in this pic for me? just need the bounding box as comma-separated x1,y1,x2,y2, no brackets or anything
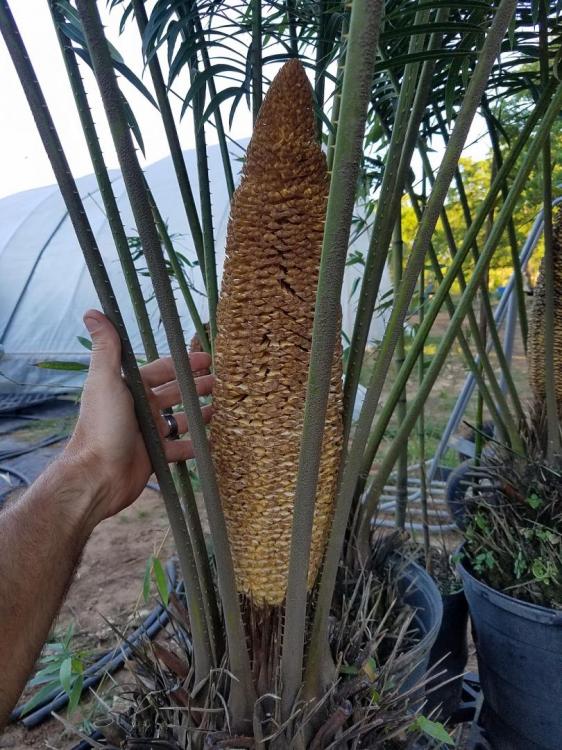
212,60,343,607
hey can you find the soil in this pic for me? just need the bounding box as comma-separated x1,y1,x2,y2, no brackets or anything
0,485,176,750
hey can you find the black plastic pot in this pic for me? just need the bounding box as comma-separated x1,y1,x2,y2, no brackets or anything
459,554,562,750
389,557,443,698
425,587,469,720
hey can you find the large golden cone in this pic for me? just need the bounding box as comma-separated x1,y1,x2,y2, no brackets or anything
211,60,343,606
528,206,562,416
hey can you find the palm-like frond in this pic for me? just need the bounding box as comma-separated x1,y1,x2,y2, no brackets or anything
52,0,160,155
128,0,562,148
373,1,562,146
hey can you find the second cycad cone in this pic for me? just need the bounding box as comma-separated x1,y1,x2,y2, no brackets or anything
211,60,343,606
528,205,562,417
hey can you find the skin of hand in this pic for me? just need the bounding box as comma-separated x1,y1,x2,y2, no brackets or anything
0,309,213,728
66,309,214,526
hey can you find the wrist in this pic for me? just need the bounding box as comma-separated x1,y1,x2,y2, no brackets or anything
44,449,111,537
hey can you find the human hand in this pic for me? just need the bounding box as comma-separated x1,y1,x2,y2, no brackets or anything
63,309,213,526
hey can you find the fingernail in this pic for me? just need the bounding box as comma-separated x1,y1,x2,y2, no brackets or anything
84,315,101,334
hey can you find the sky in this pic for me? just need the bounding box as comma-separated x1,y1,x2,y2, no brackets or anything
0,1,490,202
0,0,253,200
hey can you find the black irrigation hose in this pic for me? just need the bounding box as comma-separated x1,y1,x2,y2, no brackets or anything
72,730,105,750
11,560,180,728
22,609,172,729
12,606,168,727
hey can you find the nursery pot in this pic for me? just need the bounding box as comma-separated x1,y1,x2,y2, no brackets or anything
459,552,562,750
389,556,443,698
425,587,469,720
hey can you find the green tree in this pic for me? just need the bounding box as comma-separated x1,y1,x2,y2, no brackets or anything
401,97,562,290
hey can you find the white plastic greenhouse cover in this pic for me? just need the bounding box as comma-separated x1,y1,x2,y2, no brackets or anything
0,142,389,411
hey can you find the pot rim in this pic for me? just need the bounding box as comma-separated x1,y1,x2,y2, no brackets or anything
388,554,444,656
456,543,562,625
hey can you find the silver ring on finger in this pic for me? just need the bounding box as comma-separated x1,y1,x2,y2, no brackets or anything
163,412,180,440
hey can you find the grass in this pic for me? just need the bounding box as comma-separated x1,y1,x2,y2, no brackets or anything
8,415,76,444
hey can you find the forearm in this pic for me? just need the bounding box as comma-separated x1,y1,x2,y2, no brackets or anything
0,453,102,728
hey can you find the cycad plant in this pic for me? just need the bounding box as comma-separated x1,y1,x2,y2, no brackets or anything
463,201,562,606
2,0,562,745
459,1,562,604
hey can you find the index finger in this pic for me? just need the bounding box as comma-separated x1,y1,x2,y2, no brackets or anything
141,352,212,388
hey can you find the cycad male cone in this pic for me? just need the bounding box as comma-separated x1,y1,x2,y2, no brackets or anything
528,206,562,416
211,60,343,605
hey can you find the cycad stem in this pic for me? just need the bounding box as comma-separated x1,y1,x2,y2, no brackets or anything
50,3,155,360
477,184,494,461
280,0,384,719
286,0,298,56
174,6,220,343
326,12,348,173
251,0,262,123
173,461,223,664
392,219,408,530
189,40,218,345
416,141,524,438
192,10,235,199
314,0,328,134
146,189,211,354
131,0,206,285
418,262,431,567
481,97,528,352
475,338,485,464
342,6,440,440
74,0,254,726
429,114,525,424
423,242,507,439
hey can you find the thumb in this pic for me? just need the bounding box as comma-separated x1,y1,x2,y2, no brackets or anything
83,309,122,379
